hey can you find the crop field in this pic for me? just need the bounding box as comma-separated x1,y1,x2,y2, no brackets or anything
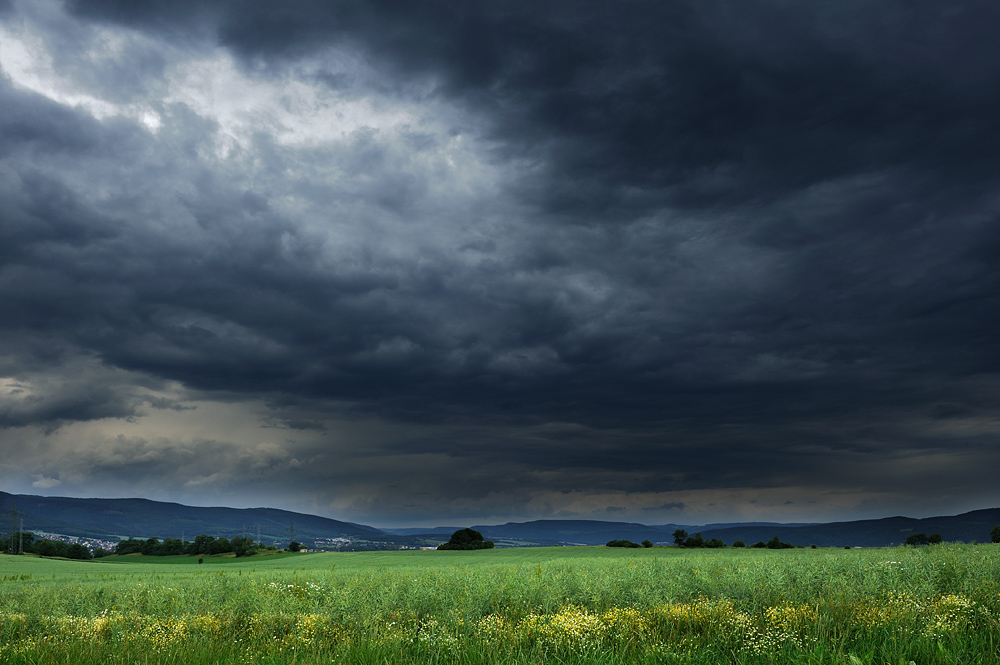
1,544,999,664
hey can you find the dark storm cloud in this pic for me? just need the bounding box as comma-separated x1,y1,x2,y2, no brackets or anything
2,0,1000,521
70,1,1000,201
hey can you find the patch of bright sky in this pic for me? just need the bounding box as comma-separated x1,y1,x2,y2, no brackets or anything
163,52,417,151
0,1,427,150
0,13,162,130
0,0,508,264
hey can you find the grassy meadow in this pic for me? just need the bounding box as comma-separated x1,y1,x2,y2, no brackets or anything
1,544,999,664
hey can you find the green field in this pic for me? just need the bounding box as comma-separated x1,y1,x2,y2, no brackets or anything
1,544,998,664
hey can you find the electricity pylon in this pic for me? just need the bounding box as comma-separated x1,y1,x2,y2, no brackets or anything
4,502,23,555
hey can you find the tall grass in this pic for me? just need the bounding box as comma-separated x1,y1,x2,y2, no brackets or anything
1,544,998,663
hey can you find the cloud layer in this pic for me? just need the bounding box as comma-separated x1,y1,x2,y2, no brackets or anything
2,0,999,526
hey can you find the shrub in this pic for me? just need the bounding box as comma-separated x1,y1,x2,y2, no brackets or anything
992,525,1000,543
766,536,795,549
606,539,641,548
906,533,944,546
641,540,653,548
732,540,745,548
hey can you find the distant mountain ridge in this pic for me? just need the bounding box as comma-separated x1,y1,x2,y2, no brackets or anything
2,491,998,548
386,521,817,538
0,491,382,545
692,509,1000,548
384,510,1000,547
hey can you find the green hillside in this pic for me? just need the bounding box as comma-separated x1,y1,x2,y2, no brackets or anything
0,491,400,547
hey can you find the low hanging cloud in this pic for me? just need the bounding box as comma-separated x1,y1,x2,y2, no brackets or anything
31,474,61,489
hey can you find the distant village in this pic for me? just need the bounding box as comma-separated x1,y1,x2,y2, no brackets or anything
30,532,118,554
5,532,420,556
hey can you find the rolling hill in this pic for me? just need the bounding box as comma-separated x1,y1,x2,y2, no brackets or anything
0,491,383,546
3,491,998,549
386,511,1000,547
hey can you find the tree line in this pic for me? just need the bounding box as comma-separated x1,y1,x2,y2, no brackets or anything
1,532,292,560
605,531,805,549
114,535,278,557
612,525,1000,549
1,532,97,560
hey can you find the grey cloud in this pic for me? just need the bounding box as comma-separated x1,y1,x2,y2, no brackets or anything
646,503,685,511
18,0,171,104
21,434,300,499
260,416,326,432
1,0,999,524
0,351,141,430
64,1,1000,198
144,396,195,411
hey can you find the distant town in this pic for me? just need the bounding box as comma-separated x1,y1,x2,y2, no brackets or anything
4,531,376,557
30,532,118,554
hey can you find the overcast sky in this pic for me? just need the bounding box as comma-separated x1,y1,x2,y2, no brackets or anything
1,0,999,528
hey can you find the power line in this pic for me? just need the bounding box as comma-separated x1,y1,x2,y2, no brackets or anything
4,502,23,555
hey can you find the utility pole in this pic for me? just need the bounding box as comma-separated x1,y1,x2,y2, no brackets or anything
4,502,22,555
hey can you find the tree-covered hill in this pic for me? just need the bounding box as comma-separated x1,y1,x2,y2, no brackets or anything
3,491,998,549
387,510,1000,547
0,491,383,545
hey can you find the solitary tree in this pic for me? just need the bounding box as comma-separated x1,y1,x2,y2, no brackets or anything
991,525,1000,544
672,529,688,546
437,528,494,550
